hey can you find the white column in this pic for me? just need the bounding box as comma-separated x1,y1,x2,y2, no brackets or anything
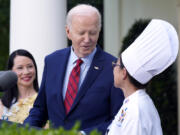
104,0,122,57
10,0,67,83
177,0,180,134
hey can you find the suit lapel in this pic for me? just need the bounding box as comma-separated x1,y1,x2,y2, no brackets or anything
68,47,104,115
56,48,71,116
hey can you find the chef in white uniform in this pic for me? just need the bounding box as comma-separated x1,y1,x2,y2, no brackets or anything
107,19,179,135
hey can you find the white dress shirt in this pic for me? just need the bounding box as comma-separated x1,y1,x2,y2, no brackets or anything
62,47,97,100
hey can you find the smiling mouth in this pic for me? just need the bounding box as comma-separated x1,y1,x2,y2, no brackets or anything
22,77,32,82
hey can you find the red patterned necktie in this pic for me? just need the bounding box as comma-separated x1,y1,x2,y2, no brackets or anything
64,59,83,114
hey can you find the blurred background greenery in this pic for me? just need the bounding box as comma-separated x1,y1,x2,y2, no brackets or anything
0,0,10,70
0,0,178,135
0,0,10,98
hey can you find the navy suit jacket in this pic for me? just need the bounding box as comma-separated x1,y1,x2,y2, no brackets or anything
24,46,124,134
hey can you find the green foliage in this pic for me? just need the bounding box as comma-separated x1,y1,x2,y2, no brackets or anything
0,92,3,98
0,122,101,135
120,19,177,135
0,0,10,70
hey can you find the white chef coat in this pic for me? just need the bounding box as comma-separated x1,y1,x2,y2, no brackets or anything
107,89,163,135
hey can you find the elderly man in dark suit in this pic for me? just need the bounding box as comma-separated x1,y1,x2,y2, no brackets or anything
24,4,124,135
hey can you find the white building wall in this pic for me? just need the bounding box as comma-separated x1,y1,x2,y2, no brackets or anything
104,0,122,57
104,0,178,57
121,0,178,39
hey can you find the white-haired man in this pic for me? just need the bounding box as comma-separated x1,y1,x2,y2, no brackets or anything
24,4,124,135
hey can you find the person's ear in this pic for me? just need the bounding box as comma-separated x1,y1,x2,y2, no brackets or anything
122,68,128,80
66,26,71,40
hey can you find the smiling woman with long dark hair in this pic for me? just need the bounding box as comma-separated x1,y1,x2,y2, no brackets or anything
0,49,39,124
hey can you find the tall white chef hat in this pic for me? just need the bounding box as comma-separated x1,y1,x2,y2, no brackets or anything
121,19,179,84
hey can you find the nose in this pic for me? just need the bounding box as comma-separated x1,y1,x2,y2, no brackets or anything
84,33,90,42
23,68,30,74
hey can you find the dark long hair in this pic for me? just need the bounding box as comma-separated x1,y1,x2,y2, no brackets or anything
1,49,39,108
